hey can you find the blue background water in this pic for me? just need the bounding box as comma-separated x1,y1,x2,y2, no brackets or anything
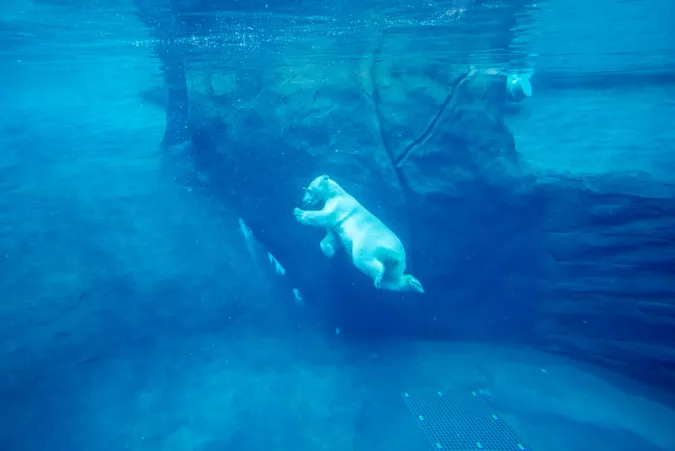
1,1,675,450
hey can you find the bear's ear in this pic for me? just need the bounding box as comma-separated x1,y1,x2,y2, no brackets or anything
320,174,330,182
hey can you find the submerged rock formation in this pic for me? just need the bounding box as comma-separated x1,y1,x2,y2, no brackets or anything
148,57,675,387
144,2,675,387
153,56,547,340
536,180,675,385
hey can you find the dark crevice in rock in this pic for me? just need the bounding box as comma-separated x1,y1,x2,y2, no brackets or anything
134,0,190,148
368,43,398,178
395,70,470,167
367,38,419,269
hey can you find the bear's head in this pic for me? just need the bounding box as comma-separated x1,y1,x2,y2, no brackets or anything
303,174,342,206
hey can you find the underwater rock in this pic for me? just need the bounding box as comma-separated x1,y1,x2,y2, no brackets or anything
134,26,675,391
149,54,675,386
536,184,675,384
135,0,675,383
165,56,546,344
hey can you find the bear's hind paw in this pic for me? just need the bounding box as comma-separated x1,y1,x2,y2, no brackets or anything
406,275,425,294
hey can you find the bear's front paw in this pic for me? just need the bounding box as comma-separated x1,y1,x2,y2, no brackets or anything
320,240,335,258
293,208,305,222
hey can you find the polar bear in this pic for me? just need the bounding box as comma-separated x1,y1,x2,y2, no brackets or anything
293,175,424,294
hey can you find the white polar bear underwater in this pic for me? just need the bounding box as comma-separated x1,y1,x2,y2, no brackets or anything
293,174,424,294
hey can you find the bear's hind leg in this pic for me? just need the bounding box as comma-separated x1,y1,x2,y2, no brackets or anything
355,258,386,289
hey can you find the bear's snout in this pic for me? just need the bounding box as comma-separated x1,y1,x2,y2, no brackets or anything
303,192,318,206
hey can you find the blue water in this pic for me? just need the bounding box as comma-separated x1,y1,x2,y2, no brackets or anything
1,1,675,450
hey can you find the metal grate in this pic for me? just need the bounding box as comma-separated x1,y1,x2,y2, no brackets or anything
402,389,531,451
